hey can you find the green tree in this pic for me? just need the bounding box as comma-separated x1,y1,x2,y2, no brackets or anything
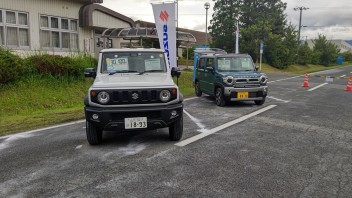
209,0,293,67
313,34,340,66
340,51,352,62
298,41,312,65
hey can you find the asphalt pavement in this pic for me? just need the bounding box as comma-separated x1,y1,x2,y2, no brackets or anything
1,66,352,197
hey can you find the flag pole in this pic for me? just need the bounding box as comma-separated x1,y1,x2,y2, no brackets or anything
235,21,239,54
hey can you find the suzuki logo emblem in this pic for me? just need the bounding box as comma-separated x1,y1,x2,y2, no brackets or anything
160,11,169,22
132,93,139,100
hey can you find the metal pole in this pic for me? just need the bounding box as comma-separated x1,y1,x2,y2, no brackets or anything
204,2,210,46
186,44,189,69
260,53,262,71
205,9,208,46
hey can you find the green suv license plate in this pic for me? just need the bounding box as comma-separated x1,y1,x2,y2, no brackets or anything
125,117,147,129
237,92,249,99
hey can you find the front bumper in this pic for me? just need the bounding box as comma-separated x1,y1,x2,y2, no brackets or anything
85,103,183,131
223,86,268,101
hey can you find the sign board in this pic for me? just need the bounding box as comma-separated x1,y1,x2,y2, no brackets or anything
152,3,177,68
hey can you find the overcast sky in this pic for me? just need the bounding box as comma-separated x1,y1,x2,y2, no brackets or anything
102,0,352,40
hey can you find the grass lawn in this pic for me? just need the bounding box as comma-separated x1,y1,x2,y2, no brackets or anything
1,63,350,136
0,76,92,136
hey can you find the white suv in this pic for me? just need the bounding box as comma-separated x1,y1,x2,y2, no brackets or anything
84,48,183,145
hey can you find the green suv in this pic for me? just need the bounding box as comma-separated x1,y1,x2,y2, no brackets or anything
194,53,268,106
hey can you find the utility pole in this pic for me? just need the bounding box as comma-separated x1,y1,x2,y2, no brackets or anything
204,2,210,46
294,6,309,64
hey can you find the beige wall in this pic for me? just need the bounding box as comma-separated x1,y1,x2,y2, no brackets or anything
92,11,130,29
1,0,91,54
1,0,133,57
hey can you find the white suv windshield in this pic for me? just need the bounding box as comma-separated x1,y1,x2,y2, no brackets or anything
101,52,167,74
217,57,255,72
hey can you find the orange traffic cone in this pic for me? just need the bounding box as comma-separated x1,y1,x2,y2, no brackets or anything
302,73,309,87
345,76,352,92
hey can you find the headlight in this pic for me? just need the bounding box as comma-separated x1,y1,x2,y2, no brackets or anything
97,91,110,104
223,76,234,85
160,90,171,102
260,75,268,84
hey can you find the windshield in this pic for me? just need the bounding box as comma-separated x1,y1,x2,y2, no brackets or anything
217,57,255,72
101,52,167,74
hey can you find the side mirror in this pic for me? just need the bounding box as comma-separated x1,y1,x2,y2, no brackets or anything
255,66,260,71
206,66,214,72
84,68,96,78
171,67,181,78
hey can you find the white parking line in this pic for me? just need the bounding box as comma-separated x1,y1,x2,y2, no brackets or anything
267,96,290,103
308,83,329,92
184,97,197,102
183,110,206,131
0,120,85,140
175,105,277,147
267,75,301,84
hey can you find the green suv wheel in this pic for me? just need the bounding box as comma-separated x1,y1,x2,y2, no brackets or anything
195,81,202,97
86,121,103,145
215,87,226,107
255,97,266,105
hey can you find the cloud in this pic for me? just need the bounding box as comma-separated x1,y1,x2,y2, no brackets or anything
102,0,351,40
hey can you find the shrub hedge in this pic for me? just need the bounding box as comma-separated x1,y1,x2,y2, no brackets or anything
0,47,24,84
0,49,97,84
27,54,96,77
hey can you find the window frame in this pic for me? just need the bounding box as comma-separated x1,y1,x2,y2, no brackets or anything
39,14,79,51
0,9,30,49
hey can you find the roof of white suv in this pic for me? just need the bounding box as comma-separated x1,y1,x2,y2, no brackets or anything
100,48,164,53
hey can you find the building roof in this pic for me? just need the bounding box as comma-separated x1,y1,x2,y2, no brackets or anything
101,27,197,43
79,4,135,28
135,20,211,46
100,48,164,53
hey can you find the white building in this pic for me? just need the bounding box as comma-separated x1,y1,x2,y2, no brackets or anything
0,0,135,56
306,39,352,53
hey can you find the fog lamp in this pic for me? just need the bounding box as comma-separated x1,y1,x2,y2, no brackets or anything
92,114,99,120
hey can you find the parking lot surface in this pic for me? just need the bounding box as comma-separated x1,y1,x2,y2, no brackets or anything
1,66,352,197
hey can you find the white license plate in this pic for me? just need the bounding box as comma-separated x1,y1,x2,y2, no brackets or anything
125,117,147,129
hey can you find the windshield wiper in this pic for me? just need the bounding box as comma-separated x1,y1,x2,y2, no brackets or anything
109,70,138,75
138,70,164,75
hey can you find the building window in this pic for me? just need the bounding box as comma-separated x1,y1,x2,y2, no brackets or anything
40,15,79,50
0,9,29,48
0,27,3,46
6,11,16,24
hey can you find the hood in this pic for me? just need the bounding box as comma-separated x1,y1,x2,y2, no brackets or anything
219,71,263,78
92,73,175,88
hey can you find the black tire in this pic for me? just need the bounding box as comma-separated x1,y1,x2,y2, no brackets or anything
169,116,183,141
86,121,103,145
255,97,266,105
215,87,226,107
195,81,202,97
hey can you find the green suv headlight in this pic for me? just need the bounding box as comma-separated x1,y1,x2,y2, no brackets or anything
260,75,268,85
223,76,234,85
160,90,171,102
97,91,110,104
